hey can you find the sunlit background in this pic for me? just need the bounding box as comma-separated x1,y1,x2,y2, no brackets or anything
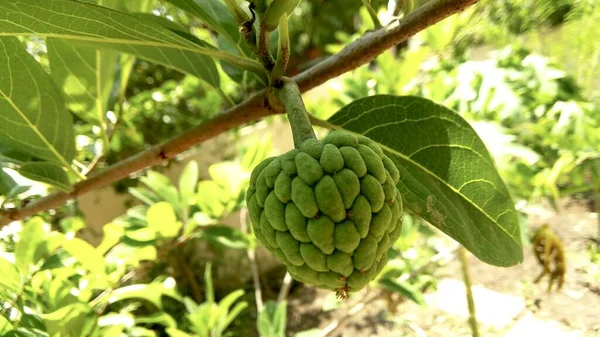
1,0,599,336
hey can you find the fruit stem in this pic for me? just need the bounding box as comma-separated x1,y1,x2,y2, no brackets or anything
275,78,317,148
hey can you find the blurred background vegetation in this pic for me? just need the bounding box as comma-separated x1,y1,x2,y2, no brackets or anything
1,0,599,336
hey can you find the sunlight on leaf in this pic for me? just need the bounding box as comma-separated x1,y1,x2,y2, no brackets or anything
147,202,182,238
0,37,75,167
14,217,48,273
325,95,523,266
0,0,267,85
63,238,107,275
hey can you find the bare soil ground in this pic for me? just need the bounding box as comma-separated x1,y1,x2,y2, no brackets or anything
282,199,600,337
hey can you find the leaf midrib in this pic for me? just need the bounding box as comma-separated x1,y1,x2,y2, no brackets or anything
0,32,263,73
96,50,109,146
319,118,520,247
0,90,72,169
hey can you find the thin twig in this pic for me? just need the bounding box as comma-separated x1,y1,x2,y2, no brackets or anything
258,25,275,71
240,207,264,311
362,0,383,28
81,153,104,176
0,0,478,227
277,272,293,303
459,246,480,337
174,249,204,303
0,286,25,317
0,208,11,219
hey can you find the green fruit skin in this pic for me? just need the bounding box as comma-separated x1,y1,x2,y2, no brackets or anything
361,174,385,212
300,138,324,160
281,149,299,175
276,231,305,266
264,193,287,231
333,168,360,209
353,235,378,271
382,156,400,184
300,243,329,272
348,195,372,238
358,144,386,183
339,146,367,177
323,130,358,148
307,215,335,254
320,144,344,173
327,250,354,277
247,132,404,294
369,203,392,241
382,171,396,203
295,152,323,185
285,203,310,242
250,157,275,187
315,176,346,223
274,171,292,203
264,158,282,188
260,212,278,248
291,177,319,218
255,171,269,207
318,271,346,288
334,220,361,254
290,264,320,284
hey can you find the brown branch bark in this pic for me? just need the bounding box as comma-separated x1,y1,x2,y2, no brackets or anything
0,0,477,227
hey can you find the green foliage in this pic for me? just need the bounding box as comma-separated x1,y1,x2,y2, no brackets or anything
326,96,522,266
478,0,575,36
185,264,248,337
0,150,262,336
0,37,76,171
1,0,583,335
257,301,287,337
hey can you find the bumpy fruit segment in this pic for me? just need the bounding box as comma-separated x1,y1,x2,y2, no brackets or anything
247,131,403,296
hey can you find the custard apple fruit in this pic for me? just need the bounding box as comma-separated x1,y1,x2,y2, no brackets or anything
246,130,403,297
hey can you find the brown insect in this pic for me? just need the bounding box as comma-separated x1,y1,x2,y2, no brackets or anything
531,224,566,292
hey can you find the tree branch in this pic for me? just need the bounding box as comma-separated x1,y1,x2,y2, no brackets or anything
0,0,478,227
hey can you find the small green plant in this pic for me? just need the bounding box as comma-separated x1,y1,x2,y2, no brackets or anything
257,301,287,337
169,264,247,337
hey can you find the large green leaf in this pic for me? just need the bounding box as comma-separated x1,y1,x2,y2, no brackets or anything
198,225,249,249
325,95,523,266
14,217,47,273
46,0,125,134
41,303,98,337
378,278,425,304
147,202,182,238
0,37,75,167
0,144,31,165
0,0,265,85
46,38,117,126
96,222,124,255
18,162,71,192
0,256,21,293
108,282,182,309
62,238,106,275
0,315,13,334
164,0,242,47
3,330,39,337
179,160,199,205
166,328,192,337
0,169,17,195
135,312,177,328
